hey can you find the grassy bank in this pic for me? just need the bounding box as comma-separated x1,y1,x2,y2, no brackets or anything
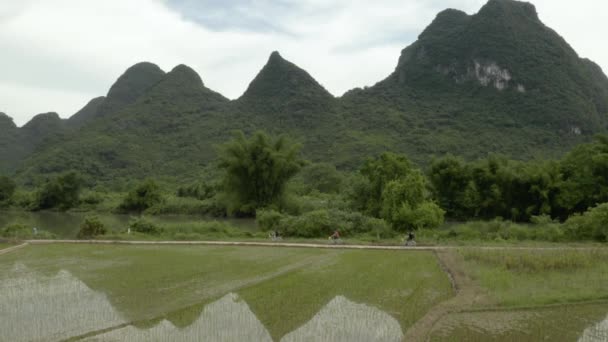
459,248,608,306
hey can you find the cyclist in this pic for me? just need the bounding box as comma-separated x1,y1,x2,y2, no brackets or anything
329,230,341,243
404,231,416,246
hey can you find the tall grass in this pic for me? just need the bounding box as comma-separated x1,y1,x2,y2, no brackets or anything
460,249,608,273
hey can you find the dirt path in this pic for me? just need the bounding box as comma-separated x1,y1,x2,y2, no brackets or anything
0,242,28,256
23,239,607,251
403,249,491,342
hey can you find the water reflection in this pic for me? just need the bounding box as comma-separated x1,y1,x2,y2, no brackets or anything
281,296,404,342
0,264,125,342
86,293,273,342
0,211,257,238
1,264,403,341
579,315,608,342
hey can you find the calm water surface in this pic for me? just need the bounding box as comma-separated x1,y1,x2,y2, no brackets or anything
0,211,256,238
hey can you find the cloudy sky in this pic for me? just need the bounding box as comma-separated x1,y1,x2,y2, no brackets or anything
1,0,606,126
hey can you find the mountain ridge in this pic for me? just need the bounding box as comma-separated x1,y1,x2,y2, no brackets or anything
4,0,608,185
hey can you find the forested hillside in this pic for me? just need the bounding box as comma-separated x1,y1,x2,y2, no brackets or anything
2,0,607,186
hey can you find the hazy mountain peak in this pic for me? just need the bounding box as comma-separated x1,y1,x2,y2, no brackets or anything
240,51,332,101
268,51,284,63
105,62,166,105
23,112,61,127
0,112,16,129
166,64,205,88
478,0,539,21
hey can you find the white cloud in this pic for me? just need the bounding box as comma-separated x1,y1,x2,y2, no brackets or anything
0,0,606,126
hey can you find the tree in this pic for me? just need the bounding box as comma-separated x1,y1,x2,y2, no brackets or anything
119,179,163,213
380,172,445,231
0,175,16,203
35,171,83,210
358,152,412,217
557,135,608,217
429,155,477,219
218,131,304,215
298,163,343,194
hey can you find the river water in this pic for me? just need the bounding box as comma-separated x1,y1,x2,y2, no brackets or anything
0,211,256,238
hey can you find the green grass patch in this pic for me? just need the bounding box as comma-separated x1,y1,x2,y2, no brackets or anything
459,248,608,306
430,302,608,342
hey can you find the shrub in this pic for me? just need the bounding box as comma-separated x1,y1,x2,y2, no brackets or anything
129,217,162,235
283,210,334,238
565,203,608,241
0,223,55,239
176,182,216,200
256,209,284,232
77,216,107,239
35,171,83,210
119,179,163,213
81,192,103,205
362,217,394,239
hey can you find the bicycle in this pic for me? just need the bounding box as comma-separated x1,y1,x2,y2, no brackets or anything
403,239,417,247
268,232,283,242
328,236,343,245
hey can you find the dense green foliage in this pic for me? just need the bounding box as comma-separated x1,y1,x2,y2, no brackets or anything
0,175,16,204
429,136,608,222
218,131,304,215
0,223,55,239
565,203,608,242
34,171,83,211
129,217,163,235
351,153,445,231
119,179,164,213
77,216,107,239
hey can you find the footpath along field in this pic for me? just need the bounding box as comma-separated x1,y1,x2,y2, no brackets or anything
0,242,607,341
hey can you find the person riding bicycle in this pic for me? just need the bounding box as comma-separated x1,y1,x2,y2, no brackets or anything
329,230,341,241
407,231,415,242
404,231,416,246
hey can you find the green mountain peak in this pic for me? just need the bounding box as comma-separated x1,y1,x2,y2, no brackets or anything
241,51,332,100
0,112,16,130
67,96,106,128
105,62,166,103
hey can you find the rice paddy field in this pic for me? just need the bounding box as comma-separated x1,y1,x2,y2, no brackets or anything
0,244,451,342
1,243,607,341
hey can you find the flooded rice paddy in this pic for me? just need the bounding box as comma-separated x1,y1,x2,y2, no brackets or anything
0,244,449,341
1,243,607,341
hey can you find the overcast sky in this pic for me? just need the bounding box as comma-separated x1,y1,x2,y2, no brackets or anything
1,0,606,126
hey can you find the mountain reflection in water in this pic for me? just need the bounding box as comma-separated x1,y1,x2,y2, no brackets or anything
1,264,404,342
579,315,608,342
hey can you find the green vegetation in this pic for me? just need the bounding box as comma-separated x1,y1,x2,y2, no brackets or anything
33,171,82,211
429,135,608,223
0,223,55,240
77,216,107,239
218,131,304,216
0,175,16,205
459,248,608,306
119,179,164,213
430,303,608,342
1,134,608,244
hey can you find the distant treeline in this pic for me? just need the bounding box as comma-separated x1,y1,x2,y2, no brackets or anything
1,132,608,242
